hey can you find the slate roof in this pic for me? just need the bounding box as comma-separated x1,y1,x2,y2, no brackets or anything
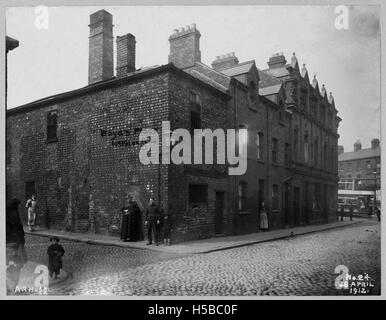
184,62,231,93
262,66,289,78
221,60,255,77
259,84,282,96
339,147,381,162
257,68,282,96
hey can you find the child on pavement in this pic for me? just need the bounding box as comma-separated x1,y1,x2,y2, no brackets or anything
47,237,65,279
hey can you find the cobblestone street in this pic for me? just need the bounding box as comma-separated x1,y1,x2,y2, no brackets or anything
23,218,380,296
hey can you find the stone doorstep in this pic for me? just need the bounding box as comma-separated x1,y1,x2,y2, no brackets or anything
24,220,361,255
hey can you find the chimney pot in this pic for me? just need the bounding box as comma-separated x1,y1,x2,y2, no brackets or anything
169,24,201,68
88,10,114,84
116,33,136,78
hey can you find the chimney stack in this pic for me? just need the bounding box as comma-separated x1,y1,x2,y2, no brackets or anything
371,138,380,149
168,24,201,69
268,52,287,69
116,34,136,77
354,140,362,152
88,10,114,84
338,145,344,155
211,52,239,71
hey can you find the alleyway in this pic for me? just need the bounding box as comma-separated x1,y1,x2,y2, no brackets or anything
20,218,380,296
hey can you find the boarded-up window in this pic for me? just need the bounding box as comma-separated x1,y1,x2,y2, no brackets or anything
189,184,208,204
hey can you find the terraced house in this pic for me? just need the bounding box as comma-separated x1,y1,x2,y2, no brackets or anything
6,10,341,242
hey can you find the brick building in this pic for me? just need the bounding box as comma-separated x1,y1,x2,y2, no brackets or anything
338,139,381,212
6,10,341,242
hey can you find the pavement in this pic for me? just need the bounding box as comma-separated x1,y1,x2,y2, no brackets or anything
17,218,380,295
25,219,360,255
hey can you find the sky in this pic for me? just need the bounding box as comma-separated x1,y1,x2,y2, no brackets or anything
6,5,381,151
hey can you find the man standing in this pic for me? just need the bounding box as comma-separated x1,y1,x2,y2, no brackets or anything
145,197,160,246
25,194,38,231
349,206,354,221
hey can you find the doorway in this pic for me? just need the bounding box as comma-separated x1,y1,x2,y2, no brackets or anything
215,192,225,235
293,187,301,226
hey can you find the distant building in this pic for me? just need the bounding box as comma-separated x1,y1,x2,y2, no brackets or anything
338,139,381,211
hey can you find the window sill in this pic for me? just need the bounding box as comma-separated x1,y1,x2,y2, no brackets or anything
46,138,58,143
190,203,208,208
272,209,281,213
238,211,250,215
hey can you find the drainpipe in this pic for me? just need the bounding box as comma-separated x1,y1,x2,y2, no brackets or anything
233,82,238,235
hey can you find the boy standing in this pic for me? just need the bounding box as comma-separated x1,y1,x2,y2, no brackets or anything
47,237,65,279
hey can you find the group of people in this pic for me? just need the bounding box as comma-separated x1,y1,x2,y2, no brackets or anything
120,196,172,246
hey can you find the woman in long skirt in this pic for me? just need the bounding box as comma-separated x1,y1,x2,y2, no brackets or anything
120,195,141,241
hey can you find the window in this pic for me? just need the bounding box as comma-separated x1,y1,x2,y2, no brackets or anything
249,81,256,103
237,124,248,156
284,143,290,167
189,184,207,204
304,133,309,163
25,181,35,199
238,181,248,211
279,101,284,123
293,128,299,161
314,138,319,166
256,132,264,160
272,138,278,163
6,140,11,165
47,111,58,141
189,91,201,132
323,144,328,170
272,184,279,210
313,183,321,210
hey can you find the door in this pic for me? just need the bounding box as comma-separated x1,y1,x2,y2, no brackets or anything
293,187,301,226
284,182,290,226
215,192,225,235
25,181,35,199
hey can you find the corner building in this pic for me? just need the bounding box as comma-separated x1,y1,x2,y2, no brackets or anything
6,10,341,242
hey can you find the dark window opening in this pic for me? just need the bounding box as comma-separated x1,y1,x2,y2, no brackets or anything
284,143,290,167
25,181,35,199
272,138,278,163
238,181,248,211
272,184,279,210
47,111,58,142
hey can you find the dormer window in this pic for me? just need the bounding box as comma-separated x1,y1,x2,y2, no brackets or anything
249,81,256,103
